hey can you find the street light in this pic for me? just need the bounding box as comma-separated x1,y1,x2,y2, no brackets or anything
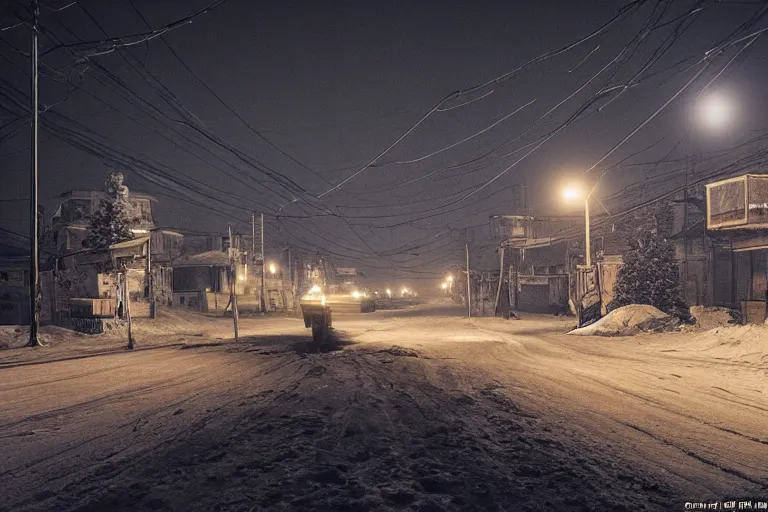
562,184,592,268
269,263,276,275
441,282,448,290
697,91,732,133
386,288,392,299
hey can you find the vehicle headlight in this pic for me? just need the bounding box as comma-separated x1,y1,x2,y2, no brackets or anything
352,291,360,299
310,285,322,294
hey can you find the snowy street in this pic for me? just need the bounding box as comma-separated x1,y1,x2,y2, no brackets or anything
1,303,767,511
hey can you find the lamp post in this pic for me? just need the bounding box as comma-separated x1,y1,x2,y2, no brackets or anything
563,185,591,268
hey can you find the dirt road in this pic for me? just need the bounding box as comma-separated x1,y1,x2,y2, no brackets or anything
1,304,766,511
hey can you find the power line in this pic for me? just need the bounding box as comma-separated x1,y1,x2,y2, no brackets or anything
315,0,649,198
40,0,230,57
126,0,333,188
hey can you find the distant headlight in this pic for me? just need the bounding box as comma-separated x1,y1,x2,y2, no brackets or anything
352,291,360,299
310,285,322,294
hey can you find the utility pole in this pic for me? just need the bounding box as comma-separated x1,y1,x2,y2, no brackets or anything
584,197,591,268
251,213,256,273
494,247,505,316
147,234,155,318
287,246,295,312
27,0,41,347
228,224,239,341
466,244,471,318
522,184,529,239
125,272,134,350
683,155,690,291
260,213,266,313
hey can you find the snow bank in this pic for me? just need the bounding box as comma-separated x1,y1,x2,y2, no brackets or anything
689,305,739,331
567,305,673,336
0,325,90,349
691,323,768,365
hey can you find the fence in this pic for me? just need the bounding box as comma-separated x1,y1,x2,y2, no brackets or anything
570,266,599,326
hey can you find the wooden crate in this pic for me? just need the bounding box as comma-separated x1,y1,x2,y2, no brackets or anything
69,298,115,318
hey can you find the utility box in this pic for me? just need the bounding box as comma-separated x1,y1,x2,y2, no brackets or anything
706,174,768,230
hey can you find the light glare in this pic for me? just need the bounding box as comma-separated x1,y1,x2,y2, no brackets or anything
562,186,581,200
698,92,731,131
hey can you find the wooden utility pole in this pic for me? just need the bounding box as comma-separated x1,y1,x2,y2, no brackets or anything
494,246,505,316
26,0,41,347
228,225,239,341
147,235,155,318
251,213,256,272
260,213,266,313
584,197,591,268
287,246,296,312
466,244,471,318
125,273,134,350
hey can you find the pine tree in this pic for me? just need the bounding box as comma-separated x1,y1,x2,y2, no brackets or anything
85,172,135,249
612,209,687,317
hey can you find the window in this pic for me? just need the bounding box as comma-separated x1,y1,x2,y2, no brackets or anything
179,296,185,305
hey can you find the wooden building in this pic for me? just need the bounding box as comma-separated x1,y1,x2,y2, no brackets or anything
705,174,768,324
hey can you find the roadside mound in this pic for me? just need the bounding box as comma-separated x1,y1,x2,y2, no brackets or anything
0,325,89,349
688,305,740,331
568,304,676,336
692,323,768,365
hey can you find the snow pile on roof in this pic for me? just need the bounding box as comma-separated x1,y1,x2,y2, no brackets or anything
688,305,739,331
568,304,673,336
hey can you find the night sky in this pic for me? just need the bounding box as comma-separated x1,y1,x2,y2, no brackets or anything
1,0,767,280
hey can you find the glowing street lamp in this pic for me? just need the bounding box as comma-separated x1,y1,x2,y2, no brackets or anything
697,91,732,133
562,184,592,268
269,263,277,275
562,186,580,200
441,282,448,290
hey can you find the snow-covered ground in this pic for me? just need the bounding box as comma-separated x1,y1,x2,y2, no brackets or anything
1,304,766,511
